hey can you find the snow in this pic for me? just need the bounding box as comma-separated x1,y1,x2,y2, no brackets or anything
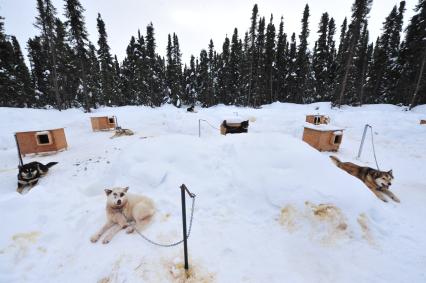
304,123,344,131
0,102,426,282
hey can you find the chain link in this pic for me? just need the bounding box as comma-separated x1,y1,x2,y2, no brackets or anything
369,126,380,170
133,195,196,247
199,119,220,131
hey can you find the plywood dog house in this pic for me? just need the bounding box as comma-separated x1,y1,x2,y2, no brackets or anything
90,116,116,131
15,128,68,156
306,115,330,125
220,119,249,135
302,125,343,152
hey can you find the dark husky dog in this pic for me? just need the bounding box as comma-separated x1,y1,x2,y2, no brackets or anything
17,161,58,193
330,156,399,203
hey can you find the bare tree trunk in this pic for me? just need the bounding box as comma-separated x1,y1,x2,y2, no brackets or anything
409,47,426,110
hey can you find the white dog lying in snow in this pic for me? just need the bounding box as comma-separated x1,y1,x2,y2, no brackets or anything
90,187,155,244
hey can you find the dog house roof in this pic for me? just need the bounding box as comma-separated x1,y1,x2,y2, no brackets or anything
224,117,245,123
15,128,65,134
303,123,344,132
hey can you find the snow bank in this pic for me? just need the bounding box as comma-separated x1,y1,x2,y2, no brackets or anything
0,103,425,282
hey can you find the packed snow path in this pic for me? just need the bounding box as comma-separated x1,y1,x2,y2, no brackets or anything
0,103,425,282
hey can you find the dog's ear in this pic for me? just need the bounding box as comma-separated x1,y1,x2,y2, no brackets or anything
104,189,112,195
123,186,129,192
388,169,393,177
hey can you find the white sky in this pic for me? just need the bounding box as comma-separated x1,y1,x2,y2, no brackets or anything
0,0,417,65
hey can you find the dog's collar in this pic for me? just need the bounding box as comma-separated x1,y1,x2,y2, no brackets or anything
18,178,38,184
110,205,124,211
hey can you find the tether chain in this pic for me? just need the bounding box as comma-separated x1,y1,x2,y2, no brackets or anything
133,195,196,247
369,126,380,170
200,119,220,131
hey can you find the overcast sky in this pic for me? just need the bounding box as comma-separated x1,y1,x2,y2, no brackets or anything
0,0,417,65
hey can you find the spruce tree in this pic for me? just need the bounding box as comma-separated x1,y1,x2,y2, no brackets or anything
264,14,276,104
326,18,337,101
197,49,209,106
35,0,62,109
96,13,114,106
166,33,183,106
275,17,287,102
54,18,76,108
295,4,312,103
229,28,243,105
27,36,50,106
11,36,33,107
400,0,426,108
285,33,298,102
217,35,231,104
121,36,138,105
313,12,330,101
247,4,259,106
252,17,265,106
112,55,123,105
87,43,101,108
145,23,164,107
64,0,92,111
207,39,217,106
366,2,406,103
335,0,373,107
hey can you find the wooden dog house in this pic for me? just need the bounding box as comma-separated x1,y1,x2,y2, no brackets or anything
15,128,68,156
220,119,249,135
90,116,116,131
421,120,426,125
306,115,330,125
302,125,343,152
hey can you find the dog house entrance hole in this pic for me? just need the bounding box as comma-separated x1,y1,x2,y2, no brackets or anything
314,116,321,125
108,117,115,124
36,132,51,145
333,134,342,144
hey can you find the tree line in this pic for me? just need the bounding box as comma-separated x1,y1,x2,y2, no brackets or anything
0,0,425,111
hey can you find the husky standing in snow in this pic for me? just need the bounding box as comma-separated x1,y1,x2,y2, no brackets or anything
90,187,155,244
17,161,58,193
330,156,399,203
110,126,134,138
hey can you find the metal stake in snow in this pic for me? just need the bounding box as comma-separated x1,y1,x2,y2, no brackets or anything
180,184,195,270
198,119,220,137
357,124,380,170
14,134,23,167
357,124,371,159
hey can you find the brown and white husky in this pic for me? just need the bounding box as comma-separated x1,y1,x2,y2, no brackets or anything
330,156,399,203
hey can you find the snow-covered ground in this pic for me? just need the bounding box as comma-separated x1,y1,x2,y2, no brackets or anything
0,103,425,283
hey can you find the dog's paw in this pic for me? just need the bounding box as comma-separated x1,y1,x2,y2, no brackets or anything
392,196,400,203
381,197,388,203
102,238,111,244
90,235,99,243
126,226,135,234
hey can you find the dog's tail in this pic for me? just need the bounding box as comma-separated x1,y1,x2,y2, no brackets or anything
45,162,58,168
329,156,341,166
